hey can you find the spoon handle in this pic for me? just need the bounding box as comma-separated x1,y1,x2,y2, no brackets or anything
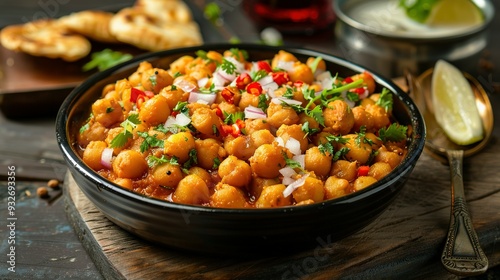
441,149,488,276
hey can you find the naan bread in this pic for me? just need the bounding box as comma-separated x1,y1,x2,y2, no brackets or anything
58,10,119,43
0,19,91,61
134,0,193,23
109,7,203,52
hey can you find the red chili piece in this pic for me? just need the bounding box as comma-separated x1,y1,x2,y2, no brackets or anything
221,88,235,104
272,71,290,86
246,82,263,96
357,165,370,177
257,60,272,73
235,72,252,90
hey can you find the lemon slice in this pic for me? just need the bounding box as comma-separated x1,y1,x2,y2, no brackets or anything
431,60,484,145
426,0,483,27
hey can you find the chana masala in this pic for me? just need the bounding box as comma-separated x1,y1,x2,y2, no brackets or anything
77,48,410,208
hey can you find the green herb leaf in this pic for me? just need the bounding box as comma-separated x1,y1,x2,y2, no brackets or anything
399,0,439,23
137,131,165,153
309,56,323,73
147,155,179,168
376,88,393,112
82,49,133,72
378,123,408,142
220,58,237,75
109,114,141,148
258,94,269,112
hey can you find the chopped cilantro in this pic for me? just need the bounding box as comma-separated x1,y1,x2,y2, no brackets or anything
212,157,221,170
173,101,189,116
82,49,133,72
109,114,141,148
137,131,164,153
301,122,320,138
376,88,393,112
355,126,374,146
147,155,179,168
333,147,350,161
378,123,408,142
149,73,157,87
79,122,90,134
258,94,269,112
223,111,245,125
220,58,237,75
282,87,294,99
251,69,268,81
182,149,198,173
309,56,323,73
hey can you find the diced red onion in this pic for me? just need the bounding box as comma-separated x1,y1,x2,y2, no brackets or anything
282,173,309,197
188,91,216,105
244,106,267,119
197,77,209,88
258,75,274,85
174,79,196,93
282,176,296,186
285,137,302,156
175,113,191,126
216,68,236,82
275,136,285,147
276,60,294,72
100,148,113,169
292,154,305,169
279,166,297,178
213,71,229,87
271,97,303,106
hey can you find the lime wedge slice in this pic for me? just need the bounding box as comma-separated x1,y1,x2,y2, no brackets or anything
426,0,483,27
431,60,484,145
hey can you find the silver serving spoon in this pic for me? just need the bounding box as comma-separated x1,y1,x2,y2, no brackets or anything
410,69,494,276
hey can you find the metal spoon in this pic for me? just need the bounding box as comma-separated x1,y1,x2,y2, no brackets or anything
412,69,493,276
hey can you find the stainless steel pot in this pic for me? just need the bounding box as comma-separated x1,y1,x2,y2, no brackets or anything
334,0,495,77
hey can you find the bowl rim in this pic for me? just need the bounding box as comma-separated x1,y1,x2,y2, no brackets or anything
334,0,495,42
55,43,426,214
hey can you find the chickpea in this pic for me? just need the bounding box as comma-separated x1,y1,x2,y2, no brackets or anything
223,49,245,63
218,155,252,188
271,50,298,69
273,87,306,104
78,121,107,147
324,176,350,200
353,176,378,191
305,147,332,178
365,104,390,131
152,163,183,188
330,160,357,182
216,101,238,116
299,113,320,132
306,56,326,73
250,129,275,148
224,136,254,161
255,184,292,208
276,124,308,154
195,138,227,170
244,119,272,135
114,178,133,190
128,61,153,86
249,143,289,179
289,62,314,85
141,68,173,94
238,91,259,109
92,98,123,128
351,106,374,133
188,167,213,188
374,146,402,169
159,85,189,110
340,134,373,165
216,86,241,105
139,94,170,126
82,140,107,170
169,55,194,75
249,176,280,200
323,100,354,135
207,51,224,64
292,176,324,204
266,102,300,129
210,183,247,208
113,150,148,179
191,107,223,138
164,131,196,163
173,75,198,94
350,71,376,94
369,162,392,181
173,174,210,205
102,83,116,97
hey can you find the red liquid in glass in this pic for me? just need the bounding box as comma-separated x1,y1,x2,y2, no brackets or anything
244,0,335,34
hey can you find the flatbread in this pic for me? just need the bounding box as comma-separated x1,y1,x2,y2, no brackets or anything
0,19,91,61
133,0,193,23
109,7,203,52
58,10,120,43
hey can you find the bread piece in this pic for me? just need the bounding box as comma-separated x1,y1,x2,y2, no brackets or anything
109,7,203,52
134,0,193,23
58,10,120,43
0,19,91,61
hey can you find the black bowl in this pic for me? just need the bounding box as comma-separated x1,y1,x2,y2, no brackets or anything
56,43,425,255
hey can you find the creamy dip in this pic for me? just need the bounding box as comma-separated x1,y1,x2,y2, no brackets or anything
345,0,484,39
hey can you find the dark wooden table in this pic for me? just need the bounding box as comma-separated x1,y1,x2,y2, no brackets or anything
1,1,500,279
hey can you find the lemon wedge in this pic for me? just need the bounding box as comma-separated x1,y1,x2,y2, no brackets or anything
426,0,483,27
431,60,484,145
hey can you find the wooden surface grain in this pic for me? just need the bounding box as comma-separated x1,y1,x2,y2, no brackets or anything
63,134,500,280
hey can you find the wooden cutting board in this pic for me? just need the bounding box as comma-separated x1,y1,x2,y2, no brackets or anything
63,139,500,280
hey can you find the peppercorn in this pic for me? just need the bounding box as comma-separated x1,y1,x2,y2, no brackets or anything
37,187,49,198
